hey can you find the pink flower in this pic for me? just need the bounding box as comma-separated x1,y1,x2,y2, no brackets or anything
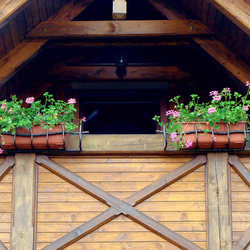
208,107,216,114
212,95,221,101
80,116,86,122
0,148,3,154
243,105,249,111
67,98,77,104
166,110,174,116
170,132,181,142
213,136,217,141
185,140,193,148
209,91,219,96
246,81,250,87
1,103,6,109
25,97,35,104
223,87,231,92
172,111,180,117
165,110,180,117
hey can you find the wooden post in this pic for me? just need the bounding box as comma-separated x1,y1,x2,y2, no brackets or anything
11,154,36,250
207,153,232,250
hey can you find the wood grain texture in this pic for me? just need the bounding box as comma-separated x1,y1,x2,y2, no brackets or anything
27,20,213,39
36,155,205,250
11,154,36,250
0,156,15,181
207,153,231,250
206,0,250,36
0,0,93,86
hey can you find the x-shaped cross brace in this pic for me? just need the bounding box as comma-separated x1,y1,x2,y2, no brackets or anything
36,155,207,250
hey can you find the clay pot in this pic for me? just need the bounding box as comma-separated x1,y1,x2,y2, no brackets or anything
182,121,246,149
1,124,67,150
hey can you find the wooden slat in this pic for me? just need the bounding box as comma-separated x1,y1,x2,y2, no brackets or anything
37,155,205,250
51,65,190,81
37,0,48,21
229,155,250,187
207,153,231,250
0,156,15,182
36,221,206,232
30,0,40,27
37,242,206,250
124,155,206,206
38,211,206,223
26,20,213,39
11,154,36,250
207,0,250,36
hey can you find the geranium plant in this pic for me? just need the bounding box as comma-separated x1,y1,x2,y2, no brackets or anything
153,82,250,150
0,92,83,152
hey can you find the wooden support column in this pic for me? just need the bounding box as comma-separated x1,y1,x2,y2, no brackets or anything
11,154,36,250
207,153,232,250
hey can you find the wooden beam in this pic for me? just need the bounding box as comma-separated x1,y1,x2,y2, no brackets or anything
232,226,250,250
37,155,205,250
0,0,34,29
11,153,36,250
146,0,190,20
0,241,8,250
26,20,213,39
228,155,250,187
207,153,232,250
207,0,250,36
147,0,250,88
0,156,15,181
0,40,46,86
193,37,250,90
0,0,95,86
17,82,53,107
51,65,191,81
48,38,191,48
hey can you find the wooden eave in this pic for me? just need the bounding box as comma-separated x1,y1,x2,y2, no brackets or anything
0,0,250,90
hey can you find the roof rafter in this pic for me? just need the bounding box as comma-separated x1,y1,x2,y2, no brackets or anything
147,0,250,89
0,0,96,86
206,0,250,36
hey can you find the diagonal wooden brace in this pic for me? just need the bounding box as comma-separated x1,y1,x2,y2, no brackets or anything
36,155,206,250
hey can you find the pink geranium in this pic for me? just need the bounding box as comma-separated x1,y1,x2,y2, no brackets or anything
25,97,35,104
67,98,77,104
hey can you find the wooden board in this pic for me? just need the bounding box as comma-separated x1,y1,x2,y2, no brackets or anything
11,154,36,250
26,20,213,39
207,153,231,250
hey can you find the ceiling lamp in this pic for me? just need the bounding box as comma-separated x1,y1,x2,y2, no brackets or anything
113,0,127,20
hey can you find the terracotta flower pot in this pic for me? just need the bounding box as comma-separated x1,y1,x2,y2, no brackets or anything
182,121,246,149
1,124,68,150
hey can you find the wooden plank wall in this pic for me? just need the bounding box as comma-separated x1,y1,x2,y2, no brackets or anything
176,0,250,67
0,158,11,250
36,156,206,249
232,157,250,249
